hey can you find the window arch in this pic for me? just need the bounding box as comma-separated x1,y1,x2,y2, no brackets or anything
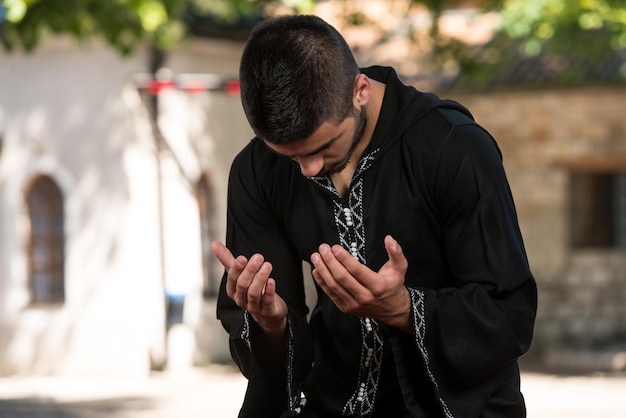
197,173,219,297
25,175,65,304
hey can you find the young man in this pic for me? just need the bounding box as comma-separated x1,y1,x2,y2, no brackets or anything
213,14,537,418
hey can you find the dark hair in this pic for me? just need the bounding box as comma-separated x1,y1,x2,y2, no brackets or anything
239,15,360,144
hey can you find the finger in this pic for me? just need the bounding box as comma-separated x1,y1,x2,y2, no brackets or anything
261,277,278,308
384,235,408,272
310,264,345,309
245,261,272,312
311,249,355,305
233,254,264,307
327,244,378,290
263,277,276,298
225,255,248,298
211,240,247,298
211,241,235,270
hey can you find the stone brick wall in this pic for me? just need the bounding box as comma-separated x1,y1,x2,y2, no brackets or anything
447,86,626,361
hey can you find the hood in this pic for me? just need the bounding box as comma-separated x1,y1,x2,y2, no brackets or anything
362,66,473,158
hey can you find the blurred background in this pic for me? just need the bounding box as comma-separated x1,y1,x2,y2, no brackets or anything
1,0,626,416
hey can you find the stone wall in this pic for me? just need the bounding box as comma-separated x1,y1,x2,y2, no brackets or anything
450,86,626,365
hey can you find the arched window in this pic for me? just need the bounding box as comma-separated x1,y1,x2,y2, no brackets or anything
25,175,65,304
197,173,219,297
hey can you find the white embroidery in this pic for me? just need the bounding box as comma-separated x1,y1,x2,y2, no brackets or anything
242,311,252,351
287,317,305,415
409,288,454,418
309,147,383,417
342,316,384,416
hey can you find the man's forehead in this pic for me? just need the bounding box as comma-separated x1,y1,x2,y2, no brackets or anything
264,121,346,157
264,137,330,158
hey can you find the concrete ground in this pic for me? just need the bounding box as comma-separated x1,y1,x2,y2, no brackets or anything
1,365,626,417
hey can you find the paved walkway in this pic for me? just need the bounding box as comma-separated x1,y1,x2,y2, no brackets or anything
1,365,626,417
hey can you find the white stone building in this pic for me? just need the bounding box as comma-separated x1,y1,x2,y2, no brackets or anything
0,35,252,377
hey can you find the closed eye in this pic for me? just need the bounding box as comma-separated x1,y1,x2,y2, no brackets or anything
302,136,338,157
264,133,342,159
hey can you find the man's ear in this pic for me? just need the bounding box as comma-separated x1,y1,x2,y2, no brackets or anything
353,74,371,107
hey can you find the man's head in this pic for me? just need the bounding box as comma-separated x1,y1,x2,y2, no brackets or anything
264,104,368,177
239,15,360,145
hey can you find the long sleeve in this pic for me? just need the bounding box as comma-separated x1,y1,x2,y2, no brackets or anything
216,142,314,417
397,120,537,417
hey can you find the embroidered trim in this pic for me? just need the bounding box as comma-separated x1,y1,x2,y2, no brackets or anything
286,317,305,415
337,182,384,415
356,148,379,173
408,288,454,418
333,187,365,264
308,148,379,196
241,310,252,351
341,149,384,417
342,317,384,416
308,147,383,417
309,175,337,197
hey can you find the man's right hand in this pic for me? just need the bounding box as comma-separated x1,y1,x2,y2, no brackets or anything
211,241,288,336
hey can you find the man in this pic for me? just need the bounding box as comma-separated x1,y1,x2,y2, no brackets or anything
213,14,537,418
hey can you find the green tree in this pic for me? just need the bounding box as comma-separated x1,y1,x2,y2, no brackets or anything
325,0,626,84
3,0,624,60
0,0,315,55
408,0,626,57
496,0,626,56
2,0,624,81
462,0,626,85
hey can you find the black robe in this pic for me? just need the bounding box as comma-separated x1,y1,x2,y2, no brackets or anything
217,66,537,418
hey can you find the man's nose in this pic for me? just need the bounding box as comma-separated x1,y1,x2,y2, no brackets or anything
296,155,324,177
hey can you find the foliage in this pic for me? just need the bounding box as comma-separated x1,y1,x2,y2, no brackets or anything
496,0,626,56
455,0,626,86
316,0,626,87
1,0,624,84
0,0,315,55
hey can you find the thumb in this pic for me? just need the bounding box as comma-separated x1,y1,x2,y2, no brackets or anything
384,235,408,271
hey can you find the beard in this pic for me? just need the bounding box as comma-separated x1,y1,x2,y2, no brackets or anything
319,106,367,176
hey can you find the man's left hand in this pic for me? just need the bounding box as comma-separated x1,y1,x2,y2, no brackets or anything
310,235,412,333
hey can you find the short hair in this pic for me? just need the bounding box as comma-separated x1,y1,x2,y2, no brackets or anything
239,15,360,145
